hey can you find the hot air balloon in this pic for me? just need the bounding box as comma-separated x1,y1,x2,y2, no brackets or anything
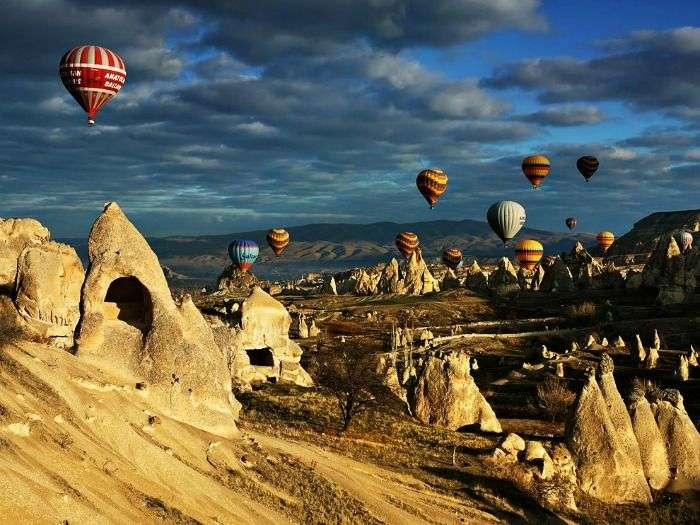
395,232,419,259
677,231,693,253
228,240,259,272
59,45,126,126
416,168,448,209
442,247,462,270
266,228,290,256
565,217,577,231
596,231,615,254
487,201,526,245
577,156,599,182
521,155,550,189
515,239,544,271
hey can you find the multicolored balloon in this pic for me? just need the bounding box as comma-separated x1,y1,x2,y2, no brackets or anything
565,217,577,230
395,232,419,259
228,240,259,272
677,231,693,253
442,247,462,270
521,155,550,189
59,45,126,126
515,239,544,271
596,231,615,253
487,201,526,245
577,156,599,182
416,168,448,209
266,228,290,256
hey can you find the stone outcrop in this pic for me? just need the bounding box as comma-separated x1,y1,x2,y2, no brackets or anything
332,252,438,296
464,260,488,292
412,352,501,432
540,256,575,292
596,355,649,493
211,287,312,389
0,218,50,291
0,219,85,349
566,371,652,503
628,390,671,491
441,268,461,290
217,265,260,295
650,390,700,491
13,242,84,348
641,234,700,304
488,257,519,295
565,242,604,289
75,202,239,438
320,274,338,295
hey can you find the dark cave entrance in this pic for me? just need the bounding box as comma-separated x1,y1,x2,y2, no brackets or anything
104,276,152,332
246,347,275,367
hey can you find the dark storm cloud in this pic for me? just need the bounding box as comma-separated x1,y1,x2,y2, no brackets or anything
483,27,700,118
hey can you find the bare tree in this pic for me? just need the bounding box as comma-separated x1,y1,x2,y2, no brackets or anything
316,342,387,432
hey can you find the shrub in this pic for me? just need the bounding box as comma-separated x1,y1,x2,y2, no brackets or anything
537,376,576,422
565,301,597,322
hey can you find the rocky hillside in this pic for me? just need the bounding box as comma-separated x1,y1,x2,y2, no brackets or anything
609,210,700,256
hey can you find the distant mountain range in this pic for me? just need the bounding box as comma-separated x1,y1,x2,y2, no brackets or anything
64,218,595,283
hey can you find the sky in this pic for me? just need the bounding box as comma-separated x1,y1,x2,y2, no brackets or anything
1,0,699,238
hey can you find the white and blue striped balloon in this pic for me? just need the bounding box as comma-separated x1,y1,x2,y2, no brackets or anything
228,240,259,271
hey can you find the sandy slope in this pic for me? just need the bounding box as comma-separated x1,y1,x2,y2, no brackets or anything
0,341,496,524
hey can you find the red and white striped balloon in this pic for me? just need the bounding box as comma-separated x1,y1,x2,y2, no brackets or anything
59,45,126,126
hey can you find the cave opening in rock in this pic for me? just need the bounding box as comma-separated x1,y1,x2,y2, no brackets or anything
246,347,275,367
104,276,152,332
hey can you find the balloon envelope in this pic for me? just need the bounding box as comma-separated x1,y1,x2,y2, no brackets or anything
515,239,543,271
565,217,577,230
266,228,290,256
521,155,550,189
677,231,693,252
228,240,259,271
395,232,419,259
577,156,599,181
416,168,448,208
59,45,126,125
487,201,526,244
596,231,615,253
442,247,462,270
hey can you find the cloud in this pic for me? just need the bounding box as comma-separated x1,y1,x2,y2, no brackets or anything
484,27,700,118
516,105,605,126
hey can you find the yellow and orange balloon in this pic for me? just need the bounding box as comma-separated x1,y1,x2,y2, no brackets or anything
395,231,420,259
596,231,615,254
521,155,550,189
515,239,544,271
442,247,462,270
416,168,448,208
266,228,290,256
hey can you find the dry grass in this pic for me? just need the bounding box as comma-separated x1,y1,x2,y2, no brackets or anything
536,376,577,422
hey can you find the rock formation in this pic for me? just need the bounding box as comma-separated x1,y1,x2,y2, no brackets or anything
689,345,698,367
565,242,604,289
677,355,689,381
596,355,649,494
464,260,489,292
0,218,50,291
321,274,338,295
412,352,501,433
488,257,519,295
6,242,84,348
540,256,575,292
650,389,700,491
628,388,671,491
75,202,239,438
641,234,699,304
566,371,652,503
634,334,647,364
217,264,260,295
211,287,312,389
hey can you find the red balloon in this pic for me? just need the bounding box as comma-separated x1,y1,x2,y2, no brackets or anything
59,45,126,126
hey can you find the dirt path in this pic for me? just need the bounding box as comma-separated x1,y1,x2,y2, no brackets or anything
251,431,500,525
